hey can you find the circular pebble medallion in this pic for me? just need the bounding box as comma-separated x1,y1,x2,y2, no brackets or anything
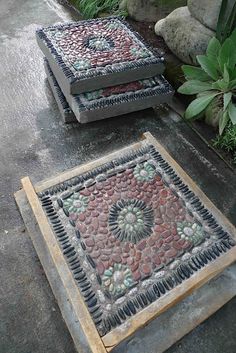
84,35,115,52
108,199,154,243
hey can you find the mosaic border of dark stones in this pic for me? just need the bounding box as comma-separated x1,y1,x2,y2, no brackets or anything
44,58,173,113
45,58,73,115
37,143,236,337
36,16,164,84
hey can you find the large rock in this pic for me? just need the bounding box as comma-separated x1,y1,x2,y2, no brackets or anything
126,0,187,23
155,7,215,65
188,0,222,31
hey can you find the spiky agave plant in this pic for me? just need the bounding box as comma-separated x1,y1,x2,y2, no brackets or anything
178,29,236,135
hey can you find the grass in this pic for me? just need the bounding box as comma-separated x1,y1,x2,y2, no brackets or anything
71,0,127,19
213,123,236,164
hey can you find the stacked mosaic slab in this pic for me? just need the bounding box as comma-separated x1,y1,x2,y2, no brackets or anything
37,141,236,338
37,17,174,123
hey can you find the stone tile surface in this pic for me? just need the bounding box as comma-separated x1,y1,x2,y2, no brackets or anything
39,142,235,336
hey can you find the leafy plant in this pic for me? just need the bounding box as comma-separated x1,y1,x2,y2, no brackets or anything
213,122,236,151
178,29,236,135
216,0,236,44
213,122,236,164
73,0,127,19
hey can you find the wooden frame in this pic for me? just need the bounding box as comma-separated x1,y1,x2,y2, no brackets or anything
18,132,236,353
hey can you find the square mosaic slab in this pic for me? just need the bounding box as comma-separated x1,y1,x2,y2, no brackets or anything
37,17,165,95
44,59,173,124
20,133,236,352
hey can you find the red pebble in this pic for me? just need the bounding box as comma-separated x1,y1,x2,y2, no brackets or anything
78,213,86,222
78,223,87,233
127,257,134,265
137,240,146,251
135,251,142,261
80,189,90,196
148,237,156,246
160,189,168,198
97,262,105,275
133,270,141,281
162,230,171,238
112,254,122,263
91,250,100,259
165,236,174,243
154,225,164,233
130,249,136,257
142,264,151,275
85,238,95,247
110,236,116,243
153,254,161,265
103,261,110,269
182,241,192,249
166,248,178,258
155,218,164,225
131,262,139,272
87,226,94,233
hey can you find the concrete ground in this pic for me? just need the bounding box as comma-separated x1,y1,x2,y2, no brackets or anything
0,0,236,352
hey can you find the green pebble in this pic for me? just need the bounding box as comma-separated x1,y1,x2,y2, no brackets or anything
124,279,131,288
104,269,113,277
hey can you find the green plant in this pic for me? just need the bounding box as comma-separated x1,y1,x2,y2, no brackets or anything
178,29,236,135
73,0,127,19
213,122,236,164
216,0,236,44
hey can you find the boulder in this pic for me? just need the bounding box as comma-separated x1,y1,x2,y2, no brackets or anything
126,0,187,23
187,0,222,31
155,7,215,65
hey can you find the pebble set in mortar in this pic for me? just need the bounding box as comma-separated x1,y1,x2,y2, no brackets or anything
37,16,173,124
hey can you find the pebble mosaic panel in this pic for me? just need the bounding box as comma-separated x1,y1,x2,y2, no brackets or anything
38,143,236,336
44,58,173,113
36,17,164,83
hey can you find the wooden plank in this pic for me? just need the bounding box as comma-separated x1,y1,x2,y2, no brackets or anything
35,141,144,193
20,177,107,353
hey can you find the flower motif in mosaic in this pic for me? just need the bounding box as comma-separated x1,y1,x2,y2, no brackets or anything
177,222,205,245
141,78,158,88
130,47,150,58
84,89,103,101
63,193,89,215
109,199,154,243
105,21,123,30
73,58,91,71
85,35,115,52
133,162,156,182
102,263,134,296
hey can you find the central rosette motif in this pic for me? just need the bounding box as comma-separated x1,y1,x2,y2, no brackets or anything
109,199,154,243
85,35,115,51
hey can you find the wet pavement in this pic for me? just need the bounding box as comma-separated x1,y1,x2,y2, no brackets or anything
0,0,235,352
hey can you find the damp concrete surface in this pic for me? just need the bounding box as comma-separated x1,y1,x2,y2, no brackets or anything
0,0,236,352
